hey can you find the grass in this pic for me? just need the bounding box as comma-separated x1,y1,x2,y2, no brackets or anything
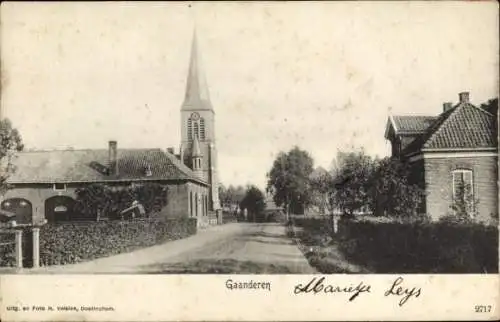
287,218,370,274
140,258,296,274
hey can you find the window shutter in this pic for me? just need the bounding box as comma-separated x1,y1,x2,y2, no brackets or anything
194,122,199,139
188,119,193,140
463,171,474,215
200,118,205,140
452,172,463,202
463,171,473,193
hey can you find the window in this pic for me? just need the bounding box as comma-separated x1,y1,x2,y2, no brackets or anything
452,169,474,216
202,195,205,216
195,193,199,217
53,183,67,191
189,192,193,217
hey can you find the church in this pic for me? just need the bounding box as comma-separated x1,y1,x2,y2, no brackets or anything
0,33,221,227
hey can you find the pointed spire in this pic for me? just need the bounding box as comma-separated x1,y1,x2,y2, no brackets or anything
191,134,202,157
182,28,213,111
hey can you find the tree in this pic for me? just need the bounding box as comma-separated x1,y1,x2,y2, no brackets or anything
0,118,24,195
266,146,314,218
219,184,246,211
239,185,266,222
330,150,377,217
368,157,425,220
480,98,498,116
75,183,169,220
309,168,334,215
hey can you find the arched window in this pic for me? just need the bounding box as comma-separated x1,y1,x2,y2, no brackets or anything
195,193,199,217
189,192,193,217
200,118,206,140
201,195,205,216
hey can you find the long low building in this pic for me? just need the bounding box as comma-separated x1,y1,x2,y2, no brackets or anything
1,31,223,226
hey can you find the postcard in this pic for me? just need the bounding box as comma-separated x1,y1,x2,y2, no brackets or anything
0,1,498,321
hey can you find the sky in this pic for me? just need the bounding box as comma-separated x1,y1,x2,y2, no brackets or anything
1,2,498,190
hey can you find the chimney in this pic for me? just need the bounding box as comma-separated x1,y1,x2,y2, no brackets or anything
443,102,453,112
108,140,118,175
167,147,174,154
459,92,470,103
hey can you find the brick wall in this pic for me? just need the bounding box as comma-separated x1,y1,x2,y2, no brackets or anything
164,183,189,218
424,155,498,223
1,184,78,224
2,181,207,223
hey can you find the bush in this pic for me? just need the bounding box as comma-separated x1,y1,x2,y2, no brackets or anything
39,217,197,266
336,220,498,273
0,231,16,267
368,158,425,218
222,211,238,224
75,183,169,220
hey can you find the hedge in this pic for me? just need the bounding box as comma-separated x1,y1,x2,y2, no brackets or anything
292,217,498,273
336,219,498,273
73,183,169,221
39,217,197,266
222,211,238,224
0,231,16,267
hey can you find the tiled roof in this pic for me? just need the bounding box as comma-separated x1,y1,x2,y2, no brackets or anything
392,115,437,133
6,148,207,185
423,104,497,150
402,103,497,155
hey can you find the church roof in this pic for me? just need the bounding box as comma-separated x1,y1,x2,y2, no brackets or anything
182,30,213,112
6,148,208,185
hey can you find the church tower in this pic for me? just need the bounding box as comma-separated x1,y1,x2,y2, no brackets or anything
179,31,221,211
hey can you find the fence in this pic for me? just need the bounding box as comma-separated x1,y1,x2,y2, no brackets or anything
0,226,40,269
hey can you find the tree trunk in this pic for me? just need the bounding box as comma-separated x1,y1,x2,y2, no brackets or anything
332,214,339,234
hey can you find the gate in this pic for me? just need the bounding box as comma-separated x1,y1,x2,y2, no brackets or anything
0,228,23,268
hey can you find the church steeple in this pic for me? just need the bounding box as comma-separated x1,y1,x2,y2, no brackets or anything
179,29,221,212
182,29,213,112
